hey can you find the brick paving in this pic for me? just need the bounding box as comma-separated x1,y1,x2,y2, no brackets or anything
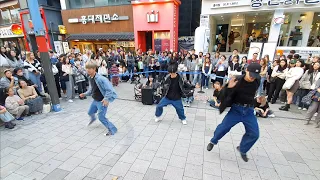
1,82,320,180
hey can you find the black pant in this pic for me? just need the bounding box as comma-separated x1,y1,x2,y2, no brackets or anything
54,74,61,98
77,81,87,94
215,71,226,85
268,78,285,102
298,89,310,108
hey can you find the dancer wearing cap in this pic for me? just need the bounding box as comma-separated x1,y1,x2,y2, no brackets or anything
207,63,261,162
154,63,193,125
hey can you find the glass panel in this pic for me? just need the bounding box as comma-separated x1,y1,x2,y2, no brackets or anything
10,8,20,23
69,0,130,9
0,9,12,25
154,32,170,52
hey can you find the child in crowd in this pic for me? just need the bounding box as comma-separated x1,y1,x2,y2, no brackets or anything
254,96,275,118
208,81,222,108
138,57,144,73
109,63,119,86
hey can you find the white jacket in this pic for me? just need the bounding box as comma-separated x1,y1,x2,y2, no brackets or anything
286,67,304,81
0,54,9,67
271,65,288,79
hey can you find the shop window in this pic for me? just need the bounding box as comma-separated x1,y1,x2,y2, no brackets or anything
0,9,12,25
279,12,320,47
154,32,170,52
10,9,20,23
69,0,129,9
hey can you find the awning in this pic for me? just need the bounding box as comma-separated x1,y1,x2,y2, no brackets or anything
66,33,134,41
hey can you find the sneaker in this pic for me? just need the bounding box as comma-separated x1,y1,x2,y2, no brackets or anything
105,131,112,136
87,118,96,126
4,122,14,129
298,107,302,110
315,113,318,117
268,114,276,118
303,108,307,111
181,120,187,125
16,117,24,121
155,116,161,122
206,87,209,90
10,122,16,126
237,146,249,162
68,99,73,103
207,142,214,151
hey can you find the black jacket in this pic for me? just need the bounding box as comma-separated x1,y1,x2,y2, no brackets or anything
219,75,260,114
162,74,194,98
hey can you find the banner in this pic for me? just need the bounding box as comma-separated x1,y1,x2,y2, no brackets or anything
178,36,194,51
261,43,277,62
248,42,263,60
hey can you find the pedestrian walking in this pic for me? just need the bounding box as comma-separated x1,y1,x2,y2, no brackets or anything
80,62,118,136
207,63,262,162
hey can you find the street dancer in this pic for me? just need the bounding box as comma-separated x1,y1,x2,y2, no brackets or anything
207,63,261,162
80,62,118,136
154,63,193,125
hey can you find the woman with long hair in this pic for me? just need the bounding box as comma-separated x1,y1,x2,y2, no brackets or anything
17,80,43,114
24,52,42,92
0,46,10,78
7,49,23,69
257,58,268,96
298,62,320,110
62,57,75,102
280,59,304,111
126,51,135,81
215,55,228,85
268,59,287,103
202,57,212,89
240,56,248,74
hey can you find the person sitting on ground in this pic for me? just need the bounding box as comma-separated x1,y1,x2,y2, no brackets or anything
0,69,18,91
5,87,29,120
17,80,43,114
254,96,275,118
208,81,223,108
0,105,16,129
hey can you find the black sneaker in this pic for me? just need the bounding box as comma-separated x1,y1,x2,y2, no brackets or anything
87,119,96,126
5,122,14,129
237,146,249,162
105,131,112,136
10,122,16,127
207,143,214,151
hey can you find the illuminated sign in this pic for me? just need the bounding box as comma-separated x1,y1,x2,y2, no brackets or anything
211,1,241,8
251,0,320,8
147,10,159,23
68,14,129,24
58,25,67,34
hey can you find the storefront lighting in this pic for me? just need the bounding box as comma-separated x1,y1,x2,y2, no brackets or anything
300,14,306,19
74,40,79,41
135,0,140,3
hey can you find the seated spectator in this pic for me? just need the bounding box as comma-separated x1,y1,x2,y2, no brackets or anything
14,68,42,96
208,81,222,108
0,69,18,90
17,80,43,114
5,87,29,120
0,105,16,129
254,96,275,118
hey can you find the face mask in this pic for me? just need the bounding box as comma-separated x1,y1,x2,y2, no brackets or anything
17,72,23,76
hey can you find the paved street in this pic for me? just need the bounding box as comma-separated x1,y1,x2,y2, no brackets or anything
1,82,320,180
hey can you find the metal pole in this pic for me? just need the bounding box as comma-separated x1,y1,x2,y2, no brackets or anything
49,21,55,51
27,0,61,112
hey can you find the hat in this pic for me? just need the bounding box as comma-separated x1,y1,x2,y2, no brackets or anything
290,59,297,64
3,69,11,74
247,63,261,79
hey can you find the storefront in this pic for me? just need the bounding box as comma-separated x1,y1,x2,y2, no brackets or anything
61,5,135,53
131,0,181,52
200,0,320,58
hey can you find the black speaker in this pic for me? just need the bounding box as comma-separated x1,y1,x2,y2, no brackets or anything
141,87,153,105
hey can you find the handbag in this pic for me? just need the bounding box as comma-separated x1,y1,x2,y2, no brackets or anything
302,90,316,106
52,65,58,75
282,79,295,90
60,74,69,82
270,77,276,83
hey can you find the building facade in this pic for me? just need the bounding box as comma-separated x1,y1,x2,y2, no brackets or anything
131,0,181,52
201,0,320,57
0,0,26,51
60,0,134,53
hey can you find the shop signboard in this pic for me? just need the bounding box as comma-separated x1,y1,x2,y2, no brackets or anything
251,0,320,8
211,1,248,8
62,42,70,54
0,25,23,38
68,14,129,24
200,15,210,28
54,41,64,55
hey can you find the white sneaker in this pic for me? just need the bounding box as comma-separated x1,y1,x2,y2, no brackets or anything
268,114,276,118
315,113,318,117
181,120,187,125
206,87,209,90
298,107,302,110
155,116,161,122
303,108,307,111
68,99,73,103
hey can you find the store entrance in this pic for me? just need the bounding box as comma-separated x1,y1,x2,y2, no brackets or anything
145,31,153,51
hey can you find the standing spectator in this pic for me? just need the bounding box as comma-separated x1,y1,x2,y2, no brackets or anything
248,53,260,64
279,59,304,111
312,36,320,47
24,52,42,93
212,52,220,68
202,57,212,89
158,52,168,81
215,55,229,85
73,59,87,99
298,62,320,110
189,54,197,83
257,58,268,96
5,87,29,120
228,49,239,64
10,42,21,57
192,55,203,86
126,51,135,82
82,49,91,66
305,79,320,127
62,57,75,102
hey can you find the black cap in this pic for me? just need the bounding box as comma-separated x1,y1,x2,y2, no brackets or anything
247,63,261,79
168,64,178,73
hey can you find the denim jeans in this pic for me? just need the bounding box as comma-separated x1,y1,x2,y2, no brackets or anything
155,97,186,120
210,104,259,154
192,71,201,85
202,74,209,88
29,72,42,92
208,100,220,109
88,100,117,135
143,65,149,78
0,111,14,122
127,65,134,80
183,96,194,103
257,76,266,96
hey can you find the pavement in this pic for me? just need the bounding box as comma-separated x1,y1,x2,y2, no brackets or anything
1,82,320,180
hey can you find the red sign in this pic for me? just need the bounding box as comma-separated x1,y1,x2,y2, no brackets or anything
11,24,23,35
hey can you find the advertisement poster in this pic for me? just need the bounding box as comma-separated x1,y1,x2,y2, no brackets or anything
178,36,194,51
161,39,170,52
248,42,263,60
261,43,277,62
54,41,63,55
62,42,70,54
200,15,210,28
